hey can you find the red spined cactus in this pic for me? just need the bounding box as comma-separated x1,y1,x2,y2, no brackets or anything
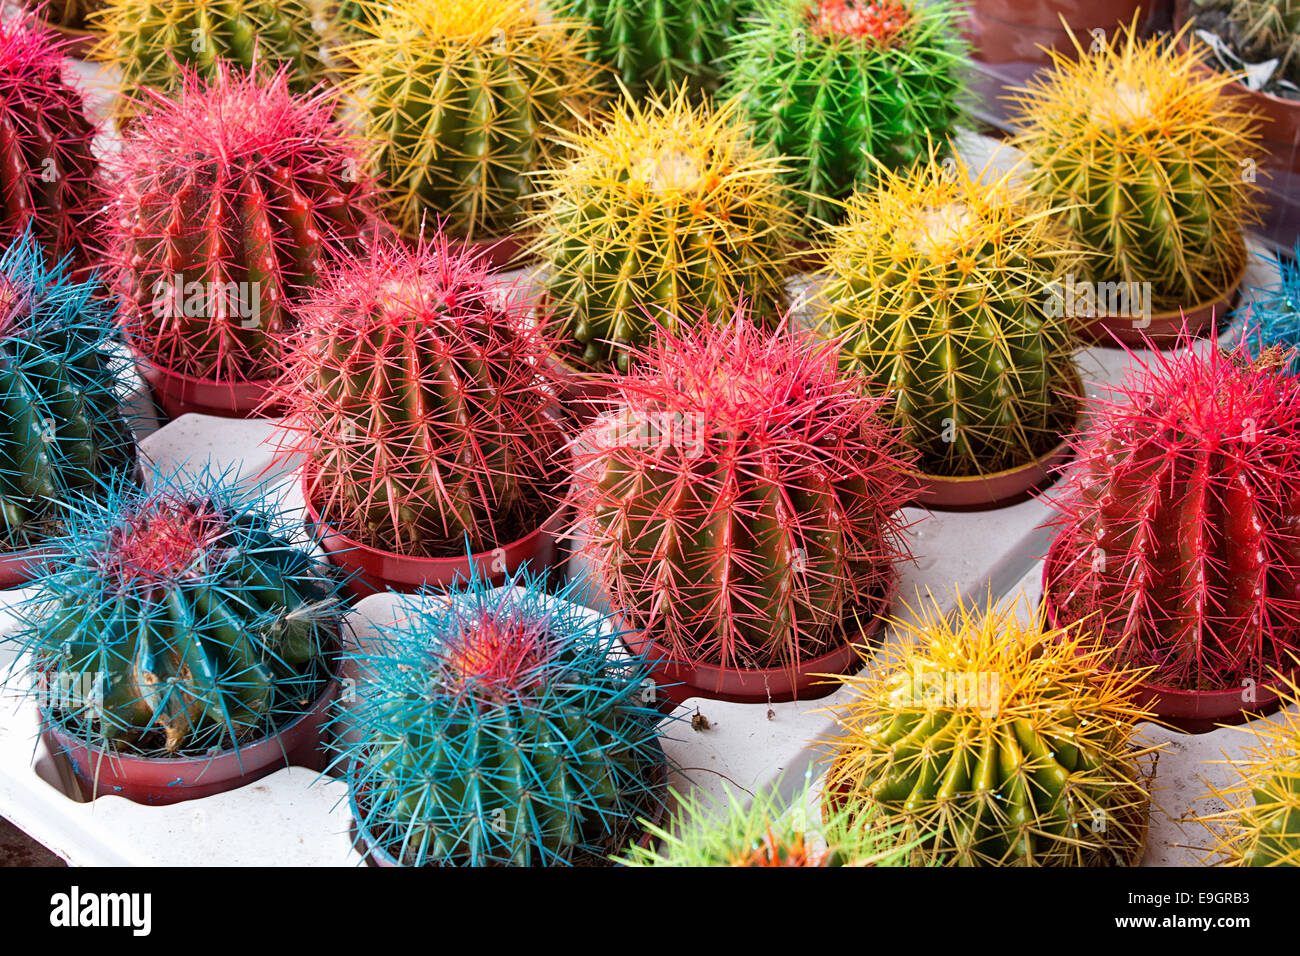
574,309,916,677
105,64,374,386
1045,338,1300,693
0,14,101,271
270,233,567,560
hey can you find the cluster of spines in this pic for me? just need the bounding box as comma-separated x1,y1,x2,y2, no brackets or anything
338,566,667,866
1236,240,1300,375
269,234,565,558
573,309,915,674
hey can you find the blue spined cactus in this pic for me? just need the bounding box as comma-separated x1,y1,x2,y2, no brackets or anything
1239,241,1300,374
0,231,137,554
11,466,343,756
339,567,669,867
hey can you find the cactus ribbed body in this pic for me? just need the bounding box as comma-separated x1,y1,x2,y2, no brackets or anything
344,573,666,866
1047,343,1300,692
724,0,967,224
1011,21,1260,311
822,154,1079,477
107,68,372,383
533,92,793,372
0,233,136,553
824,597,1153,866
0,17,102,271
348,0,601,242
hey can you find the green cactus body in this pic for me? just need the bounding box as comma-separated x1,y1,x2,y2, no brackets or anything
566,0,752,98
1238,758,1300,866
724,0,967,225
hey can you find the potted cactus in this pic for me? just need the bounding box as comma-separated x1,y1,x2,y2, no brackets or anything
531,89,796,376
271,234,570,598
93,0,335,124
822,594,1156,866
338,568,669,866
563,0,753,99
723,0,969,228
1010,19,1262,345
104,66,375,420
617,783,913,866
344,0,603,259
1235,240,1300,372
1043,337,1300,731
820,151,1084,509
9,468,344,805
0,232,138,588
0,15,103,274
1199,678,1300,865
573,310,916,704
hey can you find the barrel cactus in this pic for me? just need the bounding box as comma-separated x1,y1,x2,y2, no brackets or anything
14,468,342,755
104,65,373,387
270,235,566,560
531,89,795,372
821,151,1080,478
345,0,602,243
94,0,335,121
0,14,102,271
340,568,667,866
1237,240,1300,375
1045,339,1300,695
0,231,136,558
823,594,1155,866
1010,19,1261,314
574,311,914,681
564,0,752,98
723,0,968,225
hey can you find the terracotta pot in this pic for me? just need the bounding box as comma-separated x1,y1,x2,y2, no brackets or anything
1073,258,1244,348
0,547,54,589
42,673,341,805
349,741,668,867
966,0,1162,64
621,574,895,706
1041,534,1297,733
136,353,279,420
910,369,1085,510
303,474,570,597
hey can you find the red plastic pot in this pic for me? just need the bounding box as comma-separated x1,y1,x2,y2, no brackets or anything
0,547,54,589
551,359,617,430
966,0,1162,65
136,353,279,420
622,576,895,706
42,675,341,805
1073,259,1244,348
303,474,570,598
1041,534,1297,733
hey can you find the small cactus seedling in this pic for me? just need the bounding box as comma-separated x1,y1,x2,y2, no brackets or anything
822,594,1156,866
616,783,913,866
0,14,102,271
340,568,668,866
12,468,342,755
1010,19,1261,314
574,311,915,681
723,0,969,225
531,89,796,371
345,0,603,243
1235,240,1300,375
94,0,334,120
0,231,136,557
1199,678,1300,865
105,66,374,386
270,234,566,560
564,0,752,98
1045,338,1300,694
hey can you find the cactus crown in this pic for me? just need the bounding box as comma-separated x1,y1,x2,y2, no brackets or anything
1010,19,1260,309
808,0,911,40
1046,338,1300,692
340,568,668,866
820,150,1079,477
11,467,341,756
823,594,1155,866
574,310,914,672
